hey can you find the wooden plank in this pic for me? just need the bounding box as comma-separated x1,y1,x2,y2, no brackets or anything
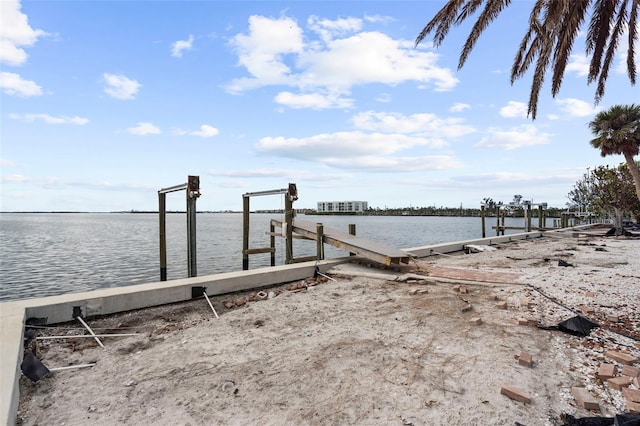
243,247,276,255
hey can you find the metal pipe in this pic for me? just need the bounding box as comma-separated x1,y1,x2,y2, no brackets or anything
186,191,197,277
76,316,104,348
285,194,293,264
158,183,188,194
242,196,250,270
159,192,167,281
270,222,276,267
242,188,288,198
316,223,324,260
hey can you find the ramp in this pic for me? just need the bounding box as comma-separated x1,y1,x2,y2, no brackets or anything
291,219,413,266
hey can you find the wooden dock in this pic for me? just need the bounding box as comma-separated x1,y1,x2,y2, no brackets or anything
275,219,413,266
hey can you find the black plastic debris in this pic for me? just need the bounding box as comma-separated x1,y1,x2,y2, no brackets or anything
558,260,575,267
20,352,50,382
595,247,608,252
561,413,640,426
540,316,600,337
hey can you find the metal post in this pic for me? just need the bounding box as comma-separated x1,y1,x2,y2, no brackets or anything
480,205,486,238
159,193,167,281
270,222,276,267
501,211,505,235
242,196,250,270
526,204,532,232
495,206,500,236
284,194,293,264
316,223,324,260
186,176,199,278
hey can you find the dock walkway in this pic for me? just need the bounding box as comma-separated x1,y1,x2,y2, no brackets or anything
290,219,413,266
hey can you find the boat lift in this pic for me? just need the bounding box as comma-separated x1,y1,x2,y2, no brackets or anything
158,175,201,281
242,183,297,270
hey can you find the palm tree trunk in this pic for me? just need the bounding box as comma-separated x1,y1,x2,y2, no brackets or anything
623,151,640,202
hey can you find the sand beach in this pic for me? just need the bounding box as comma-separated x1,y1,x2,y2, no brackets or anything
16,232,640,425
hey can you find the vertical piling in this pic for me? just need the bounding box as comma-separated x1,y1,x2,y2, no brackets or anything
348,224,356,256
270,222,276,267
158,192,167,281
316,223,324,260
242,195,250,270
186,176,199,278
501,212,505,235
284,194,293,264
480,205,486,238
495,206,500,236
526,203,532,232
538,205,544,230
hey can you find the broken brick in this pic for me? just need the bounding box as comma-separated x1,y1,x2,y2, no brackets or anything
571,387,600,411
622,387,640,403
453,285,461,292
606,350,639,365
518,352,533,367
459,286,468,294
597,363,617,380
500,384,531,403
517,318,529,326
607,376,633,390
628,401,640,413
496,301,508,310
579,305,595,314
469,317,482,325
621,365,640,378
606,315,620,323
585,291,595,297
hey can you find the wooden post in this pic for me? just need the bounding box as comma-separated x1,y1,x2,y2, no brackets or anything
316,223,324,260
284,194,293,264
526,203,532,232
348,224,356,256
242,195,249,270
501,211,505,235
495,206,500,236
538,205,543,230
481,205,486,238
158,192,167,281
270,222,276,266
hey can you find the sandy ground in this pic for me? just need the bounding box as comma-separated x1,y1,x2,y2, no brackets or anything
17,232,640,425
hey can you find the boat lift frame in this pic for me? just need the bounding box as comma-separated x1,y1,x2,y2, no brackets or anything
242,183,297,270
158,175,201,281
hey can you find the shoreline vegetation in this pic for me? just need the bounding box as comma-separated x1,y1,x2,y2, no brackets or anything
1,206,566,217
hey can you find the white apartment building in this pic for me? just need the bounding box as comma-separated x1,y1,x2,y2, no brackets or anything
316,201,368,213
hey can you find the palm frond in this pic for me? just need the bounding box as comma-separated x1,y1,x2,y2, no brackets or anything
551,0,590,96
628,0,639,83
458,0,512,69
587,0,617,84
596,0,629,103
415,0,468,47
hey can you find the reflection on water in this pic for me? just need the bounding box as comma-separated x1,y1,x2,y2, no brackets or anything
0,213,531,301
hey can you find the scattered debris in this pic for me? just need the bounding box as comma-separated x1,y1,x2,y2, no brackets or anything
558,260,575,267
500,384,531,403
571,387,600,411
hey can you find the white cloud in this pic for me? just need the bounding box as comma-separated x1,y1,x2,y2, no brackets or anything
307,15,362,43
226,15,458,108
0,71,42,96
257,131,444,161
375,93,392,103
190,124,219,138
127,122,160,135
475,124,551,150
171,35,194,58
0,0,47,66
449,102,470,113
103,73,141,100
323,155,463,172
547,114,560,121
556,98,601,117
566,54,590,77
2,174,29,182
0,158,18,167
499,101,528,118
9,113,88,125
274,91,354,109
351,111,475,138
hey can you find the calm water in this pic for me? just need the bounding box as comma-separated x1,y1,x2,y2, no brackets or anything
0,213,533,301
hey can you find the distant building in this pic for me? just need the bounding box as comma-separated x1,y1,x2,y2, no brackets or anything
317,201,368,213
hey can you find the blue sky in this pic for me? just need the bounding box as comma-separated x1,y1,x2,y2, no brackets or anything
1,0,638,212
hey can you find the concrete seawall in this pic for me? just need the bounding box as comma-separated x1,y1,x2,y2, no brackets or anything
1,231,544,425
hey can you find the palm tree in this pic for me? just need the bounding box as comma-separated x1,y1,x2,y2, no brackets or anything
589,104,640,202
416,0,639,119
